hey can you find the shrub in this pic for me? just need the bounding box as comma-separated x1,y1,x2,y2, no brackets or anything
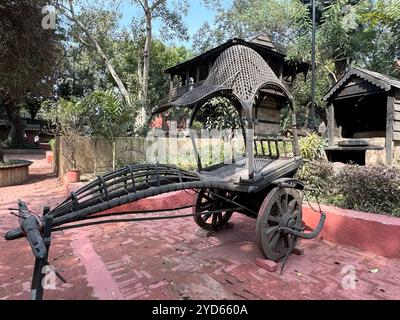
335,165,400,216
191,121,203,131
296,160,336,203
49,139,56,152
297,161,400,216
299,133,326,160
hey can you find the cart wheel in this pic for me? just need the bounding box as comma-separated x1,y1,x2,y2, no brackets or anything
193,189,234,231
256,187,302,262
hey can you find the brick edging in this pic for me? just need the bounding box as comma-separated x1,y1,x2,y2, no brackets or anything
303,204,400,259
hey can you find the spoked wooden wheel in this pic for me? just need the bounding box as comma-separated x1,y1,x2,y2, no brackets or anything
256,187,303,261
193,189,234,231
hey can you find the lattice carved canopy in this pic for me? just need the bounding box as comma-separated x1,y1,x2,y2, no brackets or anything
153,44,292,117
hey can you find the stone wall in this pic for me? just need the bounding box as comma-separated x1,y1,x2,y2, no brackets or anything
58,137,148,175
57,136,245,176
394,141,400,166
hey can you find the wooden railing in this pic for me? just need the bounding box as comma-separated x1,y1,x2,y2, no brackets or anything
169,81,205,101
253,135,294,159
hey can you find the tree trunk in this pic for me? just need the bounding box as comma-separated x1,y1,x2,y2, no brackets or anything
0,146,4,164
143,6,152,104
137,51,143,101
76,19,130,103
3,97,25,145
137,2,152,126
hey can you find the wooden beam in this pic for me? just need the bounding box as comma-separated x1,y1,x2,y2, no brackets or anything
394,111,400,121
394,101,400,112
327,102,335,146
292,112,300,156
246,124,255,179
386,91,395,166
185,71,189,86
335,80,384,99
169,74,174,99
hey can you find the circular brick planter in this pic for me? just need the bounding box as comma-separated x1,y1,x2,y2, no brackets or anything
0,160,33,187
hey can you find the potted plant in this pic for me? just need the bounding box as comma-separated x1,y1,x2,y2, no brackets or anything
41,98,87,183
46,138,55,163
63,130,81,183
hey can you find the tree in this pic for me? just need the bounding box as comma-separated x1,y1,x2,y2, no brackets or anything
289,0,400,127
147,40,193,107
0,0,61,148
54,0,131,104
82,89,137,169
131,0,190,124
192,0,400,127
192,0,311,54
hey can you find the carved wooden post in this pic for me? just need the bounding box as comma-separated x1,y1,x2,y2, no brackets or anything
327,102,335,146
169,74,174,100
386,91,394,167
196,67,200,83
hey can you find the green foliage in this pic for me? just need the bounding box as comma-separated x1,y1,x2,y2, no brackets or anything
0,0,62,100
41,98,89,170
193,0,400,128
49,139,56,152
54,2,193,127
191,121,204,131
335,164,400,216
297,160,335,201
43,89,138,139
41,98,88,134
82,89,136,139
297,161,400,216
193,0,307,53
201,97,242,131
148,41,193,108
299,133,327,160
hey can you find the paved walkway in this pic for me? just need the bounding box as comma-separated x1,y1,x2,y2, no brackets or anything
1,154,399,300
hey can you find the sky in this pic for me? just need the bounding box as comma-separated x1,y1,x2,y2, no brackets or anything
118,0,232,48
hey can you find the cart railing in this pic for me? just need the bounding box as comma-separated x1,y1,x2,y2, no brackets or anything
253,135,294,160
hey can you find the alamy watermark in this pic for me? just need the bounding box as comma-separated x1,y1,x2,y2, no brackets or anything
341,265,357,289
145,123,248,166
41,265,57,290
41,5,57,30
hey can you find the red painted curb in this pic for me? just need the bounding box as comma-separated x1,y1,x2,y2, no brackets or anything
64,181,195,214
98,190,196,216
303,204,400,259
64,182,400,259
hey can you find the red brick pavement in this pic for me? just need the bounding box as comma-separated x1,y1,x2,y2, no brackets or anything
1,154,399,300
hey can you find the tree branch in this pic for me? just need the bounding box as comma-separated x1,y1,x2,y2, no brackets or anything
150,0,166,11
78,36,96,48
55,1,130,102
68,0,76,19
316,61,338,82
135,0,147,12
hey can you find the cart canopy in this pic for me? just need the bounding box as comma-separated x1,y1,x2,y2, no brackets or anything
152,44,292,118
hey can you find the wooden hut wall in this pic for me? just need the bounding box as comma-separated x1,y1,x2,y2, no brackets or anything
254,96,281,136
394,89,400,142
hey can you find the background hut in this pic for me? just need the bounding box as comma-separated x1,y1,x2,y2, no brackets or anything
324,67,400,166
